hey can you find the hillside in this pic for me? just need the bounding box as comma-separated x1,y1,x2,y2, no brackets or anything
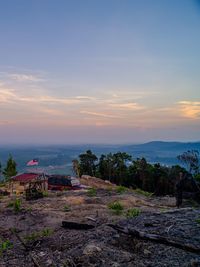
0,185,200,267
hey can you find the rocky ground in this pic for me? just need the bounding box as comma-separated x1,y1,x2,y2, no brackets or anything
0,184,200,267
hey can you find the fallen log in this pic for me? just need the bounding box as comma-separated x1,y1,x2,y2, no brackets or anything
108,224,200,255
62,221,95,230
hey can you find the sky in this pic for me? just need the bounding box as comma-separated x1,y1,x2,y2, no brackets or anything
0,0,200,144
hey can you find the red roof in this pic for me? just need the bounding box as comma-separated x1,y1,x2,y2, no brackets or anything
12,173,41,183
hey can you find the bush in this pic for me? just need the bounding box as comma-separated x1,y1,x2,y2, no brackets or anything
108,201,124,215
126,208,140,218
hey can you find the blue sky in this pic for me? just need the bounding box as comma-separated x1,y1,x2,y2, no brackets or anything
0,0,200,144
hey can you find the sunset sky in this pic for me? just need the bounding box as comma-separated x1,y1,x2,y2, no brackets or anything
0,0,200,144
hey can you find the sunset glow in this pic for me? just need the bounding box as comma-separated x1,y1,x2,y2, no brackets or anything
0,0,200,144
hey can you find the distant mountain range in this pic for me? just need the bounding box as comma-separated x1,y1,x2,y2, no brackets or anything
120,141,200,166
0,141,200,176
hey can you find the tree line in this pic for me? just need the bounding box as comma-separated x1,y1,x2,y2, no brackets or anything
73,149,200,196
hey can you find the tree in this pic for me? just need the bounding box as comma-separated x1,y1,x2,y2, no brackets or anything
112,152,132,184
98,153,115,181
3,155,17,181
98,152,132,184
79,150,98,176
177,150,199,175
72,159,81,177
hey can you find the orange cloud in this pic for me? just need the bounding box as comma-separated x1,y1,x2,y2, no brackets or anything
178,101,200,119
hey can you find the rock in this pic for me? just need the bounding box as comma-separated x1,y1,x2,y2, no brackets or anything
46,259,53,266
111,262,121,267
39,251,46,257
83,244,102,255
144,249,151,256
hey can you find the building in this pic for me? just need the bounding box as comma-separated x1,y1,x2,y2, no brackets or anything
11,173,48,195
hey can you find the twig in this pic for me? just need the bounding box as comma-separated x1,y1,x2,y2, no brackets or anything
86,216,97,222
166,224,174,234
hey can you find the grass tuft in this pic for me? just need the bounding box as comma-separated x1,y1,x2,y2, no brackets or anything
116,186,127,194
126,208,140,218
108,201,124,215
134,188,153,197
24,228,53,242
87,188,97,197
0,239,13,255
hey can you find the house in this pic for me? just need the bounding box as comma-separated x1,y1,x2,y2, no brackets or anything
11,173,48,195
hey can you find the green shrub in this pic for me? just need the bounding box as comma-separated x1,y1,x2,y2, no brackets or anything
43,191,49,197
116,186,127,194
0,240,13,255
134,188,153,197
41,228,53,237
87,188,97,197
14,198,21,212
8,198,21,212
108,201,124,215
126,208,140,218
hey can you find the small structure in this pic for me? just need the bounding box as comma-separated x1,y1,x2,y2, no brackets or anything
11,173,48,195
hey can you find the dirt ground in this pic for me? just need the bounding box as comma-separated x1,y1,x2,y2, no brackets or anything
0,187,200,267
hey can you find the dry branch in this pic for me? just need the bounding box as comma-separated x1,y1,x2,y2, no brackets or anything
108,224,200,255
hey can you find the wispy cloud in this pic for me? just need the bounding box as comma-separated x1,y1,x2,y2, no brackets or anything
75,96,96,101
8,73,43,82
0,88,94,106
109,102,145,110
178,101,200,119
0,88,16,103
80,111,123,119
